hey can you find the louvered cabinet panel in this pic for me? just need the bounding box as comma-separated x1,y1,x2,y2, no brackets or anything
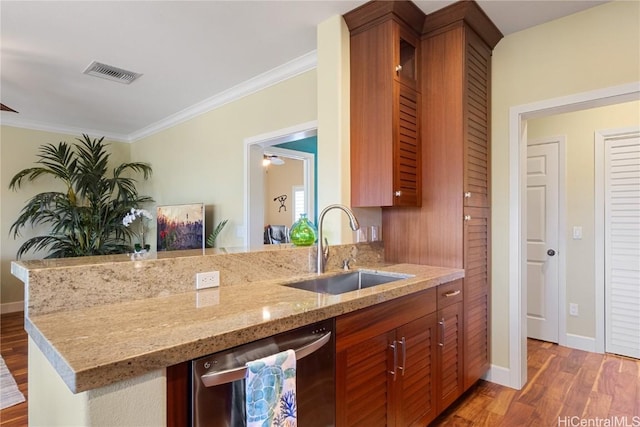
464,286,489,389
396,313,438,427
437,302,464,411
394,84,421,207
463,207,490,388
604,136,640,359
463,29,491,208
336,331,394,427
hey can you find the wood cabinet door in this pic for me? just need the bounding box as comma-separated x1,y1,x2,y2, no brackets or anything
395,313,438,427
393,83,421,207
336,330,395,427
437,302,464,411
463,27,492,209
393,22,420,90
463,206,490,389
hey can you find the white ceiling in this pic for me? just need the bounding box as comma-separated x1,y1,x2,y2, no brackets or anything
0,0,607,142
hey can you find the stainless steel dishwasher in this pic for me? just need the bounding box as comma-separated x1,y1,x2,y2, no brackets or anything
191,319,335,427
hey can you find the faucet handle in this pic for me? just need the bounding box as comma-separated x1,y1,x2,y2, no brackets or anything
323,237,329,259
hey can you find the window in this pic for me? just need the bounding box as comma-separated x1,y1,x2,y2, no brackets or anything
293,186,305,223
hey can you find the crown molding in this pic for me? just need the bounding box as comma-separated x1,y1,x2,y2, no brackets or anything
128,50,318,143
0,116,130,142
1,50,318,144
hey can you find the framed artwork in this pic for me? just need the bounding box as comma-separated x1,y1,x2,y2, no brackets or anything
156,203,204,251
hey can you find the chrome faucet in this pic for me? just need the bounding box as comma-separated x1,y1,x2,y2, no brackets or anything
317,204,360,274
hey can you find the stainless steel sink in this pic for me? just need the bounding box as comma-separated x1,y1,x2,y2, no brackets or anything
284,270,412,295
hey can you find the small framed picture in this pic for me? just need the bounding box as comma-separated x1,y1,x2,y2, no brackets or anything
156,203,204,251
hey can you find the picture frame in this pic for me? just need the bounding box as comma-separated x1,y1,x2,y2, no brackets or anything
156,203,205,251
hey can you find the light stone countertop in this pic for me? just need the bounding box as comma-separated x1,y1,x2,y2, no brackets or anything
24,263,463,394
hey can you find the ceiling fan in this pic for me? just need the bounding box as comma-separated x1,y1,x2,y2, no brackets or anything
1,103,18,113
263,155,285,166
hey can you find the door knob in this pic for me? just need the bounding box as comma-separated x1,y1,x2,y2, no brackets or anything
547,249,556,256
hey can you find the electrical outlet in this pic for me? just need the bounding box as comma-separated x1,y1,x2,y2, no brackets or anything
196,271,220,289
569,303,579,316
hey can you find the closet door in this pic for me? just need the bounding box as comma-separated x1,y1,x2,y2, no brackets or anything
605,133,640,359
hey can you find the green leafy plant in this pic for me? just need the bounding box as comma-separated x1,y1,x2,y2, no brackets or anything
206,219,228,248
9,134,153,258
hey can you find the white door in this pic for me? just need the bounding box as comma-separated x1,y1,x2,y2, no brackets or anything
605,133,640,359
527,142,560,342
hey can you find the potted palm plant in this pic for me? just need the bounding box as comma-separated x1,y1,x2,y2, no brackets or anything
9,134,153,258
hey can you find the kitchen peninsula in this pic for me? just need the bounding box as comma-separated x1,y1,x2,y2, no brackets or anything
12,243,463,426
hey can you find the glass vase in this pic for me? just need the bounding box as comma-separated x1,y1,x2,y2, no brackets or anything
289,213,317,246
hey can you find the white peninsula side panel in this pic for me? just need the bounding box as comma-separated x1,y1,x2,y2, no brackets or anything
29,338,167,426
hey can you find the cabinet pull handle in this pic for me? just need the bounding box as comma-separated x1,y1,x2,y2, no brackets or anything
438,318,445,347
464,215,471,221
444,290,461,298
389,340,397,381
464,192,471,198
398,337,406,376
395,65,403,72
394,190,402,197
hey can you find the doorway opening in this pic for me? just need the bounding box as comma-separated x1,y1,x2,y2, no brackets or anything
507,82,640,389
244,121,317,248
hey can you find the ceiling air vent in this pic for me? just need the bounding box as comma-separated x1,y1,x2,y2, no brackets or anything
83,61,142,84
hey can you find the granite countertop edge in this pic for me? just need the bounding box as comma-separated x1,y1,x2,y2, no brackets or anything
27,263,464,393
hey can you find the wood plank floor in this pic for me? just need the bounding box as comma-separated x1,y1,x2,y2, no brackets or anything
432,339,640,426
0,312,28,427
1,311,638,426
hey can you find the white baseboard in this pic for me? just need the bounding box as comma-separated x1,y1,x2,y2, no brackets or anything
483,364,514,388
1,300,24,314
565,333,597,353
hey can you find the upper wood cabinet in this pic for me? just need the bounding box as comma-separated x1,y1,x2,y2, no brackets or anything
345,2,425,207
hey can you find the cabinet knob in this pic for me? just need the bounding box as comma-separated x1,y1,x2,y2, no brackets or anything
395,190,402,197
464,192,471,198
464,215,471,221
395,64,403,72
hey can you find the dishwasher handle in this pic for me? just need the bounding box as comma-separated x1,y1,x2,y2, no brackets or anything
200,331,331,388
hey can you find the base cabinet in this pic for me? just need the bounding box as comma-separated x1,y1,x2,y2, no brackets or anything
336,282,464,426
435,281,464,411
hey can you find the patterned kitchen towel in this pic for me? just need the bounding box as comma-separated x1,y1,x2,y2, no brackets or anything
245,349,297,427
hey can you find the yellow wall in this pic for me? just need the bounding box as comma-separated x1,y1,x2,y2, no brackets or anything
264,158,304,227
528,100,640,339
129,71,317,250
0,127,130,306
491,0,640,367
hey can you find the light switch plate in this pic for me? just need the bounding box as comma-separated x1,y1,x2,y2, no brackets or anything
572,226,583,240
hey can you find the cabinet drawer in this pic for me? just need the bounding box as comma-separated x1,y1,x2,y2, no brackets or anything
436,279,463,309
336,287,436,351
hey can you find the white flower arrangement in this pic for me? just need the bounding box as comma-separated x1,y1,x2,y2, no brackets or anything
123,208,153,252
122,208,153,227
